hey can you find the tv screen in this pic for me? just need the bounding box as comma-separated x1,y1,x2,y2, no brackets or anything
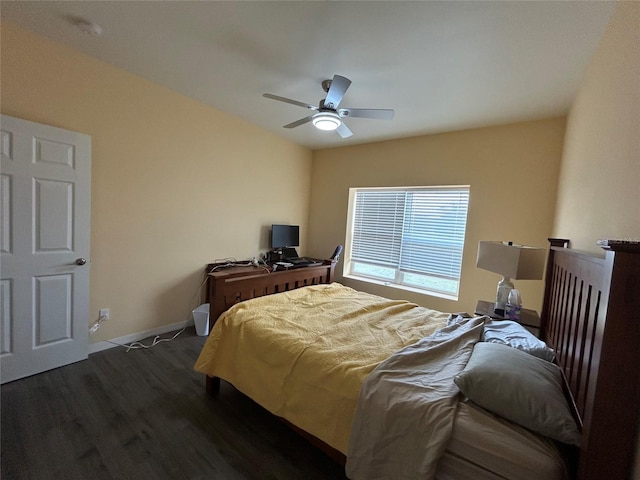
271,224,300,249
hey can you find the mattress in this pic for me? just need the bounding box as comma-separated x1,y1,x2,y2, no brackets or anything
435,400,570,480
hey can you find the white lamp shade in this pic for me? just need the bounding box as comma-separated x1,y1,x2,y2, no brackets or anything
476,241,546,280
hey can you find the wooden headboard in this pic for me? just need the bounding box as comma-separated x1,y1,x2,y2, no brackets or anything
206,260,336,326
541,239,640,480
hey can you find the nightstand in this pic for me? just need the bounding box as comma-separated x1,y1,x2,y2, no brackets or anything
475,300,541,338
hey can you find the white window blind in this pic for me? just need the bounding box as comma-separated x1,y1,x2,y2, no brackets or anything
351,190,405,267
347,186,470,298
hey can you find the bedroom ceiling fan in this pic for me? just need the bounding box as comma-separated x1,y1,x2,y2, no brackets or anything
263,74,394,138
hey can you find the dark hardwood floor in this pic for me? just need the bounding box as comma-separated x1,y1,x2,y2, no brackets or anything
1,328,348,480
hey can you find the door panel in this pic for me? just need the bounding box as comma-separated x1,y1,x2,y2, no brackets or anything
34,178,74,252
0,279,12,355
1,174,11,254
0,115,91,383
35,274,72,346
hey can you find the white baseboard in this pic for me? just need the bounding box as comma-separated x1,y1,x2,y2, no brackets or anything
88,319,194,355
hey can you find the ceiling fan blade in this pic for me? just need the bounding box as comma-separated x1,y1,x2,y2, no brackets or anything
263,93,318,110
339,108,395,120
324,75,352,109
283,115,314,129
336,122,353,138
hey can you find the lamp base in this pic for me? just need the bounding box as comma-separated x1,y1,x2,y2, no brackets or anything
495,276,514,315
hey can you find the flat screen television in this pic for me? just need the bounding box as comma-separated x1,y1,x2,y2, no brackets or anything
271,224,300,249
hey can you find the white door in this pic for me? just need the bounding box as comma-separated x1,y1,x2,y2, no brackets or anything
1,115,91,384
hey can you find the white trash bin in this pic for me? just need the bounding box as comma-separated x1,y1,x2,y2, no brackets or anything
192,303,210,336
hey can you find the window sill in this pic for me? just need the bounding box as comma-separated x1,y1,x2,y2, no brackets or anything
343,273,459,301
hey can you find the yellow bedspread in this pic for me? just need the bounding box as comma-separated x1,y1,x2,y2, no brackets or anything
194,282,448,453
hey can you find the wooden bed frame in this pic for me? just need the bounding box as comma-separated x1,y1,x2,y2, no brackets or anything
205,260,336,323
204,241,640,479
541,239,640,480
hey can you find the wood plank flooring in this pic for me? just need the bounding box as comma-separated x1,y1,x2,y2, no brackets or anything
1,328,348,480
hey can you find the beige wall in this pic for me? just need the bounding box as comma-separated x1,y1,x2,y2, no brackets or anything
309,118,566,315
1,23,312,343
553,2,640,253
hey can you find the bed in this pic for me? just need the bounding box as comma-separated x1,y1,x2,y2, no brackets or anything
194,239,640,479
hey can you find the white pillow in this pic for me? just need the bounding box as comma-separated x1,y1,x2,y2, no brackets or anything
482,319,555,362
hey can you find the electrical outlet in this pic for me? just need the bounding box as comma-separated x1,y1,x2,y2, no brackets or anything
99,308,110,321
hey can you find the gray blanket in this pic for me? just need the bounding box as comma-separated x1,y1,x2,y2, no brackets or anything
346,316,485,480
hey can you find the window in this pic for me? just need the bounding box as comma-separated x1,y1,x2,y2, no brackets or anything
345,186,470,299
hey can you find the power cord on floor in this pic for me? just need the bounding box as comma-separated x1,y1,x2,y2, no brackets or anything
106,256,270,352
107,327,187,352
107,274,210,352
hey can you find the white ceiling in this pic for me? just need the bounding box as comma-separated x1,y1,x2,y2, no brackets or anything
1,1,615,150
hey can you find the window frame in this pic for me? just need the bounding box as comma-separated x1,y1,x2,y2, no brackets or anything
344,185,470,300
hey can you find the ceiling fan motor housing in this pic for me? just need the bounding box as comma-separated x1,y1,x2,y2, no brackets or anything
263,74,393,139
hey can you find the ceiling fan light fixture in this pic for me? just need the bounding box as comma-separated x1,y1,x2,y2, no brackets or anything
312,112,341,131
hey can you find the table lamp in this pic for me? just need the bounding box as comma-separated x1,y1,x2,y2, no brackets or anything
476,241,546,315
